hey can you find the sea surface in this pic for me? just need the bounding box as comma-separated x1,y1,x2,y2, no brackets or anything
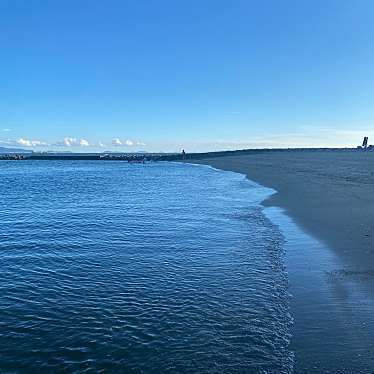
0,161,293,373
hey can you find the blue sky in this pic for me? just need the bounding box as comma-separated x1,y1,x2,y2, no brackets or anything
1,0,373,151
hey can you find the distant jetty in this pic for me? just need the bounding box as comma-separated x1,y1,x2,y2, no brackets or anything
0,147,372,162
0,153,174,161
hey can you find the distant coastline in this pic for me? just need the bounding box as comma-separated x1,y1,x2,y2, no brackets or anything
0,146,372,161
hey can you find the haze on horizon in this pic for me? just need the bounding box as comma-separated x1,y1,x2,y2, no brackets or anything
1,0,373,152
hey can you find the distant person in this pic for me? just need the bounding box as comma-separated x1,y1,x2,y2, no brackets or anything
182,149,186,159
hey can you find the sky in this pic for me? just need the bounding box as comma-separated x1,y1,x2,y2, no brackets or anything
0,0,373,152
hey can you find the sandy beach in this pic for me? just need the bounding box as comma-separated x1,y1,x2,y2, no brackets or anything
188,150,374,372
189,150,374,267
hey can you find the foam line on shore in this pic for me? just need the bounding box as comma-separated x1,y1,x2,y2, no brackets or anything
185,160,374,371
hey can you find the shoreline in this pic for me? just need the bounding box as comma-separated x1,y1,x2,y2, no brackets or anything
264,205,374,373
185,151,374,372
185,150,374,268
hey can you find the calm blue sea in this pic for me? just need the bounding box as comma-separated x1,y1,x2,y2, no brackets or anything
0,161,293,373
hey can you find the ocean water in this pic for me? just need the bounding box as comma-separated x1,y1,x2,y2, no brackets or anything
0,161,293,373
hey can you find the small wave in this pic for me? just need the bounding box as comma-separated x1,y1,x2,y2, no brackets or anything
0,161,293,373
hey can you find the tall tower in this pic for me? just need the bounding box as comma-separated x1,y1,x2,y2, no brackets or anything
362,137,368,149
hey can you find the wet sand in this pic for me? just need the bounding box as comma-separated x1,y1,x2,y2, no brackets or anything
188,150,374,267
266,206,374,373
187,150,374,372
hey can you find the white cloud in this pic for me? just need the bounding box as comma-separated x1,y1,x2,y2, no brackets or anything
2,128,11,132
16,138,48,147
63,137,78,147
31,140,48,146
59,137,91,147
17,138,32,147
111,138,136,146
112,138,122,146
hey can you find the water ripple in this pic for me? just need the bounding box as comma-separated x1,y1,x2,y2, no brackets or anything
0,161,292,373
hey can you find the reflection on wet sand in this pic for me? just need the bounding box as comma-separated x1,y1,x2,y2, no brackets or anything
265,206,374,373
